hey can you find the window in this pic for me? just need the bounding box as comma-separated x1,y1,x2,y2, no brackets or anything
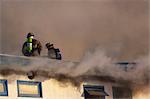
116,62,136,71
82,85,109,99
0,80,8,96
17,80,42,98
112,87,132,99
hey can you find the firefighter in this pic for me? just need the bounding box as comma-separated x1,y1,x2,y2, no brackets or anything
45,42,62,60
45,43,54,50
22,32,42,56
26,32,34,53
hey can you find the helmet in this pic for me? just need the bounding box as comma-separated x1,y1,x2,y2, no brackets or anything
45,42,54,48
27,32,34,38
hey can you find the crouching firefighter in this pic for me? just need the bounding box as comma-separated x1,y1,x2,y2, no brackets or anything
45,42,62,60
22,32,42,56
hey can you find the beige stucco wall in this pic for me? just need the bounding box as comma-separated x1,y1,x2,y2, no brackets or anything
0,75,83,99
0,75,149,99
0,75,115,99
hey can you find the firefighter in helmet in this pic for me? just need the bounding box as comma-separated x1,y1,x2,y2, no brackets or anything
22,32,42,56
26,32,34,53
45,42,62,60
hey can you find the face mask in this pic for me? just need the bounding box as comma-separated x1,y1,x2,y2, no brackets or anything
30,36,34,39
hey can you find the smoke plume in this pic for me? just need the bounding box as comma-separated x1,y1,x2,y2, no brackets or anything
0,48,149,88
0,47,149,99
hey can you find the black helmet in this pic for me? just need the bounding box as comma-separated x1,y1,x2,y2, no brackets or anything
45,42,54,48
27,32,34,38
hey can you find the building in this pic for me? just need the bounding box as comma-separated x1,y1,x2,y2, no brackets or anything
0,54,135,99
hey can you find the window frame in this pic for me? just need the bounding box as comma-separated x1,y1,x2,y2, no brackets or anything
83,85,108,99
17,80,42,98
112,86,132,99
0,79,8,96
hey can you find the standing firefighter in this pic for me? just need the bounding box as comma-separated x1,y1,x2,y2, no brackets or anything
22,32,42,56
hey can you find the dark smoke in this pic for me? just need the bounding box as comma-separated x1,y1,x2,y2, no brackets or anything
0,48,149,88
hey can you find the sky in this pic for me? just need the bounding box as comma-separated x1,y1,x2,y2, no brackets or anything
0,0,149,61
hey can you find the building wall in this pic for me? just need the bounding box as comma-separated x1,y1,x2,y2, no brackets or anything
1,55,148,99
1,74,149,99
0,75,118,99
0,75,84,99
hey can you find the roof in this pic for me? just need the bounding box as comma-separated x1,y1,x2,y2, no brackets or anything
0,54,57,66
